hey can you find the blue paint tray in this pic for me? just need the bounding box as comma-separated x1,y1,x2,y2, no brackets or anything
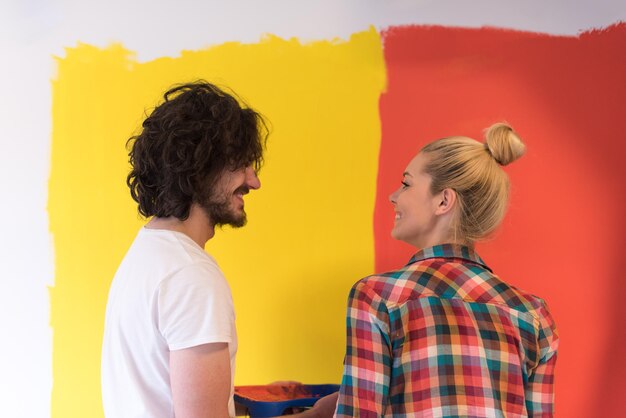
234,384,339,417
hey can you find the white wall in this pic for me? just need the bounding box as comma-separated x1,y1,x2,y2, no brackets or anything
0,1,623,416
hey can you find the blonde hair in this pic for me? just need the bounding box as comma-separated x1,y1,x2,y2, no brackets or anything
421,122,526,243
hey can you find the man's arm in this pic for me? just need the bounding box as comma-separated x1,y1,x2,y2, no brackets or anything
170,342,231,418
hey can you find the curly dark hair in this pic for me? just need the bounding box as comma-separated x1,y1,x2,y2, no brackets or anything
126,81,267,220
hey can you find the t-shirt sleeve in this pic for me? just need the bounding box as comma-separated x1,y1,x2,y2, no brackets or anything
157,262,235,351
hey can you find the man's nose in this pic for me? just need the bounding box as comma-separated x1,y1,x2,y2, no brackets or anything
246,167,261,190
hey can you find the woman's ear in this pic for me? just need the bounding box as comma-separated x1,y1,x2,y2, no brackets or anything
435,188,457,215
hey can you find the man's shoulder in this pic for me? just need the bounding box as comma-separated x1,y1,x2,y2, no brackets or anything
114,228,223,288
131,228,215,263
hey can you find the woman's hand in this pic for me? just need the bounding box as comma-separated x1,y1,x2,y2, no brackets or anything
295,392,338,418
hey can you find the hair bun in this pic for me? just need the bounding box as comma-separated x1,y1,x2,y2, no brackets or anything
484,122,526,166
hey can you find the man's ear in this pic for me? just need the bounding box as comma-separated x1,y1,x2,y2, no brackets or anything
435,188,457,215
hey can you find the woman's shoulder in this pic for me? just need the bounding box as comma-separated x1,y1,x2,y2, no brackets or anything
350,255,550,314
349,263,434,306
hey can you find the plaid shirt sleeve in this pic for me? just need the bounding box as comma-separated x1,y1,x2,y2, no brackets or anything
526,303,559,417
335,280,392,417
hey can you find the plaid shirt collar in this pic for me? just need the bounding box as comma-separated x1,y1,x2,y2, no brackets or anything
407,244,492,272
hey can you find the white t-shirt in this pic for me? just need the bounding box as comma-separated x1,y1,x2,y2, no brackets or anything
101,228,237,417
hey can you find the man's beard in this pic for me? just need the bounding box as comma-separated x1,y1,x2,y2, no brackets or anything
201,186,248,228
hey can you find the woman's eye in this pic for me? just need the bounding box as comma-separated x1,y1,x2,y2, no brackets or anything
401,181,410,189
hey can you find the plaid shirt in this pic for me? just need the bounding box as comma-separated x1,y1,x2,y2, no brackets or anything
335,244,558,417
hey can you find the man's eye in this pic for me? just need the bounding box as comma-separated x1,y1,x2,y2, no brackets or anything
401,181,410,188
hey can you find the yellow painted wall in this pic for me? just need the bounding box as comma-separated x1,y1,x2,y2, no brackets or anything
49,29,386,417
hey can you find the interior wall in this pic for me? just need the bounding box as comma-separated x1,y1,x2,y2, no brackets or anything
0,1,624,417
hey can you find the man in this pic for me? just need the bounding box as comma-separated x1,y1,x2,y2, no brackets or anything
101,81,265,418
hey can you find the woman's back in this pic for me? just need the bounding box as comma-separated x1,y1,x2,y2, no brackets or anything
336,244,558,417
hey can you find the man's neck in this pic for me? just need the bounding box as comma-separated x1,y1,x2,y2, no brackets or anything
145,204,215,248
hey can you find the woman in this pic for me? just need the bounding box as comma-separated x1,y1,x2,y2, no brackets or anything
335,123,558,417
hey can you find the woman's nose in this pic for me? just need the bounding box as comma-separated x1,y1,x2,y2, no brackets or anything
389,188,399,204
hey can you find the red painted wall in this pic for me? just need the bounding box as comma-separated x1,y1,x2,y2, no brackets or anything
375,23,626,417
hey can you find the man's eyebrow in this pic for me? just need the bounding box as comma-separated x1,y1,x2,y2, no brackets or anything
403,172,413,177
